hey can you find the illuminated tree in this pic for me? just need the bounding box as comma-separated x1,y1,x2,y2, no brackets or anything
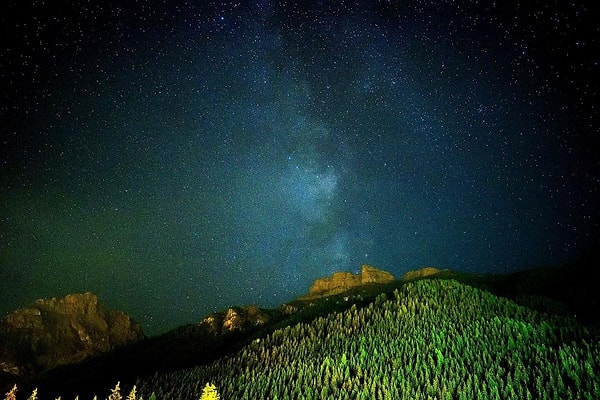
200,383,220,400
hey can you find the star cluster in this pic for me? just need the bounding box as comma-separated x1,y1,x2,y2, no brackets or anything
1,1,598,334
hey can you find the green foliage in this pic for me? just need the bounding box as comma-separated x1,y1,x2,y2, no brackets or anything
135,279,600,399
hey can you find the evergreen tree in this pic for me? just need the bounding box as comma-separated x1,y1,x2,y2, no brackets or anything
200,383,220,400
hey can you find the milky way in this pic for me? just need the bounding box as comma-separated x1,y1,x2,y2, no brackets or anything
1,1,598,334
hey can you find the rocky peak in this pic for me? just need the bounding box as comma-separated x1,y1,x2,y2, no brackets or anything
200,304,271,335
303,265,395,299
0,292,144,378
361,265,395,283
401,267,448,281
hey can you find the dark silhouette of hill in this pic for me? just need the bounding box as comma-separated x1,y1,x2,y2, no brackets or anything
493,252,600,326
439,251,600,326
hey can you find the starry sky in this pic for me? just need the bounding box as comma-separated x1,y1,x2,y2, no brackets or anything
1,1,598,335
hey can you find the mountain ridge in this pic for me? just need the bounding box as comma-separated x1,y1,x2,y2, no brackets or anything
2,257,600,399
0,292,144,381
300,265,395,300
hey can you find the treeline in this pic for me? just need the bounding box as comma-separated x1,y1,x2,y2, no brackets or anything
135,279,600,399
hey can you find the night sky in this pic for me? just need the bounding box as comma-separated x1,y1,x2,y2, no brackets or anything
1,1,598,335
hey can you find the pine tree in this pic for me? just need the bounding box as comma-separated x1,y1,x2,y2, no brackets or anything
126,386,137,400
199,383,220,400
108,382,122,400
4,385,17,400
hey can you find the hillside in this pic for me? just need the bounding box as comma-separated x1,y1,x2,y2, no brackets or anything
3,259,600,399
136,279,600,399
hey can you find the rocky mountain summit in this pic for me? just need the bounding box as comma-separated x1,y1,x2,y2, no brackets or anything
200,304,272,335
301,265,395,299
0,292,144,379
401,266,449,281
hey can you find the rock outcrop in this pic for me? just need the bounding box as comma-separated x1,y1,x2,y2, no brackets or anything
200,304,271,335
304,265,395,299
0,292,144,378
401,267,448,281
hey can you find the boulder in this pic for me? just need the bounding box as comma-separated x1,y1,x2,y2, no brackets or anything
0,292,144,378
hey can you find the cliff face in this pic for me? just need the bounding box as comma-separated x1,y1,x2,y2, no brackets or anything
200,304,272,335
401,267,447,281
304,265,395,299
0,292,144,378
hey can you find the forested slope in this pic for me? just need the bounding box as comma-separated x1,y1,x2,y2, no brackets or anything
137,279,600,399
